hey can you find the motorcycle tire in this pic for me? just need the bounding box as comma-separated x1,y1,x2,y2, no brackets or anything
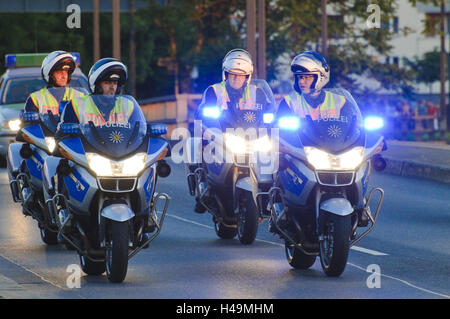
319,213,351,277
105,220,129,283
237,191,258,245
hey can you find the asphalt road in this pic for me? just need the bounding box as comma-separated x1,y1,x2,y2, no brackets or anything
0,162,449,300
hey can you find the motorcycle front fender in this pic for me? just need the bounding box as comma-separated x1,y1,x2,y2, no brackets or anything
320,198,353,216
101,204,135,222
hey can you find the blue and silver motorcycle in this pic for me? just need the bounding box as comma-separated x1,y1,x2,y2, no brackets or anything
267,90,385,276
7,87,88,245
186,79,276,244
43,94,171,283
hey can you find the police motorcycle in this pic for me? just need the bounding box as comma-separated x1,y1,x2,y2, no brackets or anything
7,87,88,245
43,94,171,283
268,91,385,276
186,79,276,245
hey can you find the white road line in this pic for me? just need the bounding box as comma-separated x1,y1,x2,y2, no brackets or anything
168,213,387,255
350,245,388,256
348,263,450,299
167,213,450,299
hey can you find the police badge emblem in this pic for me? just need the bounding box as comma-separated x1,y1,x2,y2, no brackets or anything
109,131,124,144
243,111,256,123
327,125,342,138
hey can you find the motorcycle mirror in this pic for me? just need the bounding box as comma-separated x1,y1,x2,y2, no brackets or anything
372,154,386,172
156,160,171,178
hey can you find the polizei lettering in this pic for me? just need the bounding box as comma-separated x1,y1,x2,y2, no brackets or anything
176,303,210,317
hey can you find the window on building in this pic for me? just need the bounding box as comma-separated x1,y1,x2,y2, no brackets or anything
393,57,399,66
392,17,399,34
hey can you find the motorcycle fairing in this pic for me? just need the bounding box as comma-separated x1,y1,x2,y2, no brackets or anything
146,138,169,165
7,143,24,174
277,155,317,206
63,166,90,203
25,146,45,180
363,131,384,160
58,138,89,168
21,124,47,151
141,165,155,203
42,156,60,193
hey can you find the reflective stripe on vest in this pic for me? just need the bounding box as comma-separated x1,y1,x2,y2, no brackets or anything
71,95,134,127
210,82,258,110
30,88,84,115
284,91,346,121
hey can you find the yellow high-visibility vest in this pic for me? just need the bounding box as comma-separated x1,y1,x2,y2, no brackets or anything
284,90,346,121
29,87,85,115
210,81,258,110
71,95,135,127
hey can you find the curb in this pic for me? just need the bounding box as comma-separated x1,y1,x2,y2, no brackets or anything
382,156,450,184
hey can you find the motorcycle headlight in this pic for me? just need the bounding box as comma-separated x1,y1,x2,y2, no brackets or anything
253,135,272,152
304,147,364,170
45,137,56,153
8,119,21,131
86,153,147,177
224,133,247,154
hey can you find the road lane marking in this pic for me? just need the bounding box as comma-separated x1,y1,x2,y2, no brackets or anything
167,214,387,255
167,213,450,299
350,245,388,256
348,262,450,299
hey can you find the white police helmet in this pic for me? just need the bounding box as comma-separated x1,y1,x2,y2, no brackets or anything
88,58,128,93
291,51,330,92
222,49,254,84
41,51,76,84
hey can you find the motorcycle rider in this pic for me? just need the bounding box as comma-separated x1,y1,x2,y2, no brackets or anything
190,48,273,213
58,57,153,247
24,51,85,114
276,51,362,124
18,51,85,218
60,57,138,126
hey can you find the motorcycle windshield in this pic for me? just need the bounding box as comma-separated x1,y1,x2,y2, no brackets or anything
221,79,276,130
78,94,147,159
300,89,363,153
38,87,88,134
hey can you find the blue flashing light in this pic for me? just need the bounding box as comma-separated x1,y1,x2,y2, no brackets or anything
60,123,80,134
149,123,167,135
23,112,39,122
263,113,274,124
364,116,384,131
278,116,300,130
71,52,81,66
202,106,221,119
5,55,16,68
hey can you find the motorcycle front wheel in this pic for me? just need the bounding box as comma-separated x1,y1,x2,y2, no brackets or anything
105,220,129,283
319,213,351,277
236,191,258,245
